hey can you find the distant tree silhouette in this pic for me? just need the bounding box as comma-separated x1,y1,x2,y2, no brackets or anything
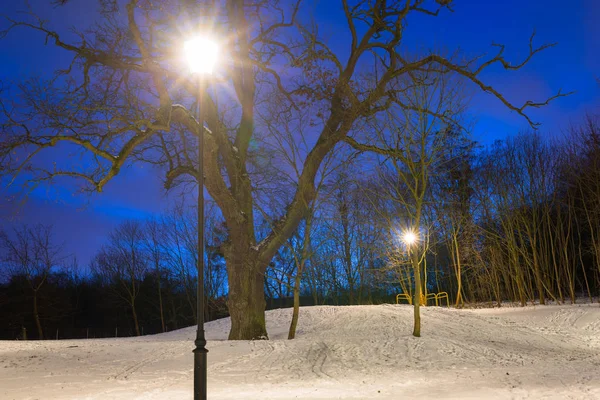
0,225,64,339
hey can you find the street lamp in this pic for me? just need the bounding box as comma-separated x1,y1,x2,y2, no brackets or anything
402,230,417,246
184,34,218,400
185,36,219,74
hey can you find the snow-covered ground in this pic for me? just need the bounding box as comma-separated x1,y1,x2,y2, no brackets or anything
1,303,599,399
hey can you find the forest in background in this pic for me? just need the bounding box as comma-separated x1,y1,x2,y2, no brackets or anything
1,114,599,340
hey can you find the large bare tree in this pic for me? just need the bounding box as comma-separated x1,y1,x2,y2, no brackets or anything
0,0,566,339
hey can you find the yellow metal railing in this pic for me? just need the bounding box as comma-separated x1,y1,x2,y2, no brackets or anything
396,293,412,305
424,293,438,306
396,291,450,307
436,292,449,307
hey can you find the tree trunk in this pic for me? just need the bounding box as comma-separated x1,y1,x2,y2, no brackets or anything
311,281,319,306
170,299,178,330
412,248,421,337
157,270,165,333
226,253,268,340
289,213,312,340
131,301,141,336
530,237,546,305
452,233,464,307
288,272,302,340
33,291,44,340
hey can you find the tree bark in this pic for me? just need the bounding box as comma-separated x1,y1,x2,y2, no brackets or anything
226,251,268,340
33,291,44,340
288,272,302,340
158,276,165,333
412,248,421,337
289,213,313,340
131,301,141,336
452,233,464,307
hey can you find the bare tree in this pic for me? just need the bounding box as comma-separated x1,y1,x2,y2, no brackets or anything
161,203,198,321
143,218,167,333
92,221,147,336
364,69,468,336
431,131,476,306
317,173,386,306
0,0,566,339
0,224,63,339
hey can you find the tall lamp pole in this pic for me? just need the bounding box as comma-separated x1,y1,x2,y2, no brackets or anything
184,35,218,400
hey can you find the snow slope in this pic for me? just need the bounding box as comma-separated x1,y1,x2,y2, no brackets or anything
1,304,599,399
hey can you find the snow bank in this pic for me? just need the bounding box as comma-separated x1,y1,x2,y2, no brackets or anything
1,304,599,399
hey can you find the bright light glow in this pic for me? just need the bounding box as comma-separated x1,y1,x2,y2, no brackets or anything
184,36,218,74
403,230,417,246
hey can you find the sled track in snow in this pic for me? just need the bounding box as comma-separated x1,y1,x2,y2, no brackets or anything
111,341,189,381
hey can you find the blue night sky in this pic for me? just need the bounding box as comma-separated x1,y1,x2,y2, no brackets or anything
1,0,598,267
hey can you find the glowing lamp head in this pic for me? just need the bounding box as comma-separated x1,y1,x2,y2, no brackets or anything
403,231,417,246
184,36,218,74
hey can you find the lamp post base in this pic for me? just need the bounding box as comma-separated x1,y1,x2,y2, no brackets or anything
193,339,208,400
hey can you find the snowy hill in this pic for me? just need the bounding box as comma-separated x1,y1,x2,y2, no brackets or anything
1,304,599,399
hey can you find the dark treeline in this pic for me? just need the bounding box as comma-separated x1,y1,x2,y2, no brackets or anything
0,204,228,340
1,115,599,340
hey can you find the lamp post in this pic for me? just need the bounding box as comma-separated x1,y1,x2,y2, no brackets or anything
184,35,218,400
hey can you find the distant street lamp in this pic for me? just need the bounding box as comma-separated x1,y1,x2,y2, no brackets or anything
402,230,417,247
184,34,218,400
